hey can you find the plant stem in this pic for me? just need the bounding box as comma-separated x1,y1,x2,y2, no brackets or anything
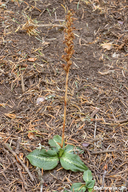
61,69,69,148
61,10,74,148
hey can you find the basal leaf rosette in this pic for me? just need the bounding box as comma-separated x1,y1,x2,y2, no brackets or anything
27,135,89,172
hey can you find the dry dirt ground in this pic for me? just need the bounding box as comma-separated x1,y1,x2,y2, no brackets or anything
0,0,128,191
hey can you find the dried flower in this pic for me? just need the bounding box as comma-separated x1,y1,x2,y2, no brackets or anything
61,10,75,147
62,10,75,73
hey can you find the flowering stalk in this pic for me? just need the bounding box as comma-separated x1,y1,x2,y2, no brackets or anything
61,10,75,148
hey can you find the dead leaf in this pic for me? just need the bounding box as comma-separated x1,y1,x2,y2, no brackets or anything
101,43,113,50
22,18,38,35
4,113,16,119
27,58,37,62
28,132,36,140
98,70,115,75
19,153,24,160
112,52,120,58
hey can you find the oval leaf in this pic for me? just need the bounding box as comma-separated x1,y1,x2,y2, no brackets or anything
27,149,59,170
83,170,93,182
86,180,95,189
49,135,63,152
71,183,86,192
64,144,74,153
60,152,88,172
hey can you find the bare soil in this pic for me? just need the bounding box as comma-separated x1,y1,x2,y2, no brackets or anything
0,0,128,191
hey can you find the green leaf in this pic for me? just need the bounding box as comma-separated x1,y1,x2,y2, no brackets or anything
64,144,74,153
27,149,59,170
86,180,95,189
58,148,65,157
65,145,84,154
60,152,88,172
49,135,63,152
83,170,93,182
71,183,86,192
88,188,95,192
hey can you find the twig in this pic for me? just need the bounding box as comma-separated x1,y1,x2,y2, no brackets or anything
36,24,65,28
15,161,27,190
94,115,97,150
15,137,21,154
3,143,34,181
22,23,65,30
36,167,44,192
116,118,128,124
55,12,65,22
102,170,107,187
3,147,27,190
21,21,65,35
94,115,97,138
91,148,128,155
21,74,25,92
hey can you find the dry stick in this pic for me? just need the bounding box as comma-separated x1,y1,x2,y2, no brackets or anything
3,143,34,181
36,24,65,28
22,24,65,30
15,161,28,190
116,118,128,124
61,69,69,148
2,147,27,191
21,74,25,92
15,137,21,154
36,167,44,192
91,148,128,155
94,115,97,151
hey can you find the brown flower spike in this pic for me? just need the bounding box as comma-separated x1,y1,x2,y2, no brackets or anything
61,10,75,147
62,10,75,72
